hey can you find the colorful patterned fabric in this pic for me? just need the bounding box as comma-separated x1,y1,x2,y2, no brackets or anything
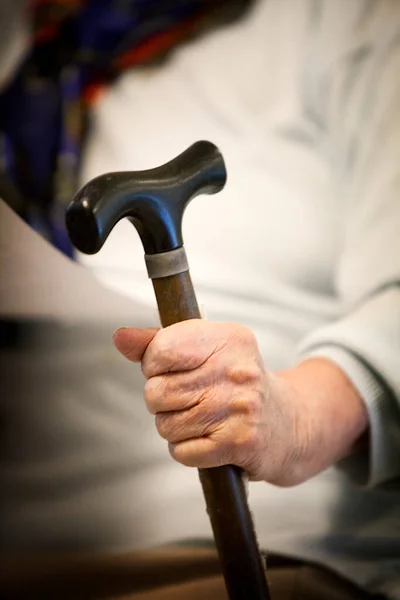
0,1,247,256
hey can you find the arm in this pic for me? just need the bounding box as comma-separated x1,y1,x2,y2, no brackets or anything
298,0,400,486
277,358,369,480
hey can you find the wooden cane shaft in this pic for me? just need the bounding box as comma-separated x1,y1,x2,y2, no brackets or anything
151,271,270,600
152,271,201,323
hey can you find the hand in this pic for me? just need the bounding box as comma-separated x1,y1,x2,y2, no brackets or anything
113,320,305,486
113,320,368,486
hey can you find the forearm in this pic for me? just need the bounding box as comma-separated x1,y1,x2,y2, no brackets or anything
274,357,369,485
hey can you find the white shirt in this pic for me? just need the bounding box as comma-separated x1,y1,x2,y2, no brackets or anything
1,1,400,598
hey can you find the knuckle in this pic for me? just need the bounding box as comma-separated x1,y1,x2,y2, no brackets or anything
156,411,191,443
168,442,193,467
209,428,233,464
228,323,257,346
236,424,260,452
195,403,219,432
155,413,170,440
196,388,230,429
225,362,263,386
144,377,164,413
149,330,171,363
244,392,264,417
151,327,203,372
198,383,218,407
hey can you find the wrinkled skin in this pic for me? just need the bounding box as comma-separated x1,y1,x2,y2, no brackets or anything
114,320,368,487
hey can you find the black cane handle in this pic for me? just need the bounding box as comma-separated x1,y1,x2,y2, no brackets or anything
66,141,226,255
66,141,270,600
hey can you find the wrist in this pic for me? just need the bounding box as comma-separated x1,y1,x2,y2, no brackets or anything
275,358,369,484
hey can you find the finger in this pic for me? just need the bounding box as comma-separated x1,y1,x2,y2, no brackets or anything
168,434,234,469
144,363,220,414
155,401,228,444
141,320,235,379
113,327,159,363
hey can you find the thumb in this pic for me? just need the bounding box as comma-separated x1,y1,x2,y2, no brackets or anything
113,327,159,363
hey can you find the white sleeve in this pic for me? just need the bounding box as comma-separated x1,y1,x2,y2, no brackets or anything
298,1,400,487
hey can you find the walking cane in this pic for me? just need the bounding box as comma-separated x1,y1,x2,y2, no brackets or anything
66,141,271,600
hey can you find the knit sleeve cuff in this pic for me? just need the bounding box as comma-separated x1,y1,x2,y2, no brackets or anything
297,344,399,487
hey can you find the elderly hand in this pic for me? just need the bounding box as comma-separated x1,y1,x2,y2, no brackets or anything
113,320,368,487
